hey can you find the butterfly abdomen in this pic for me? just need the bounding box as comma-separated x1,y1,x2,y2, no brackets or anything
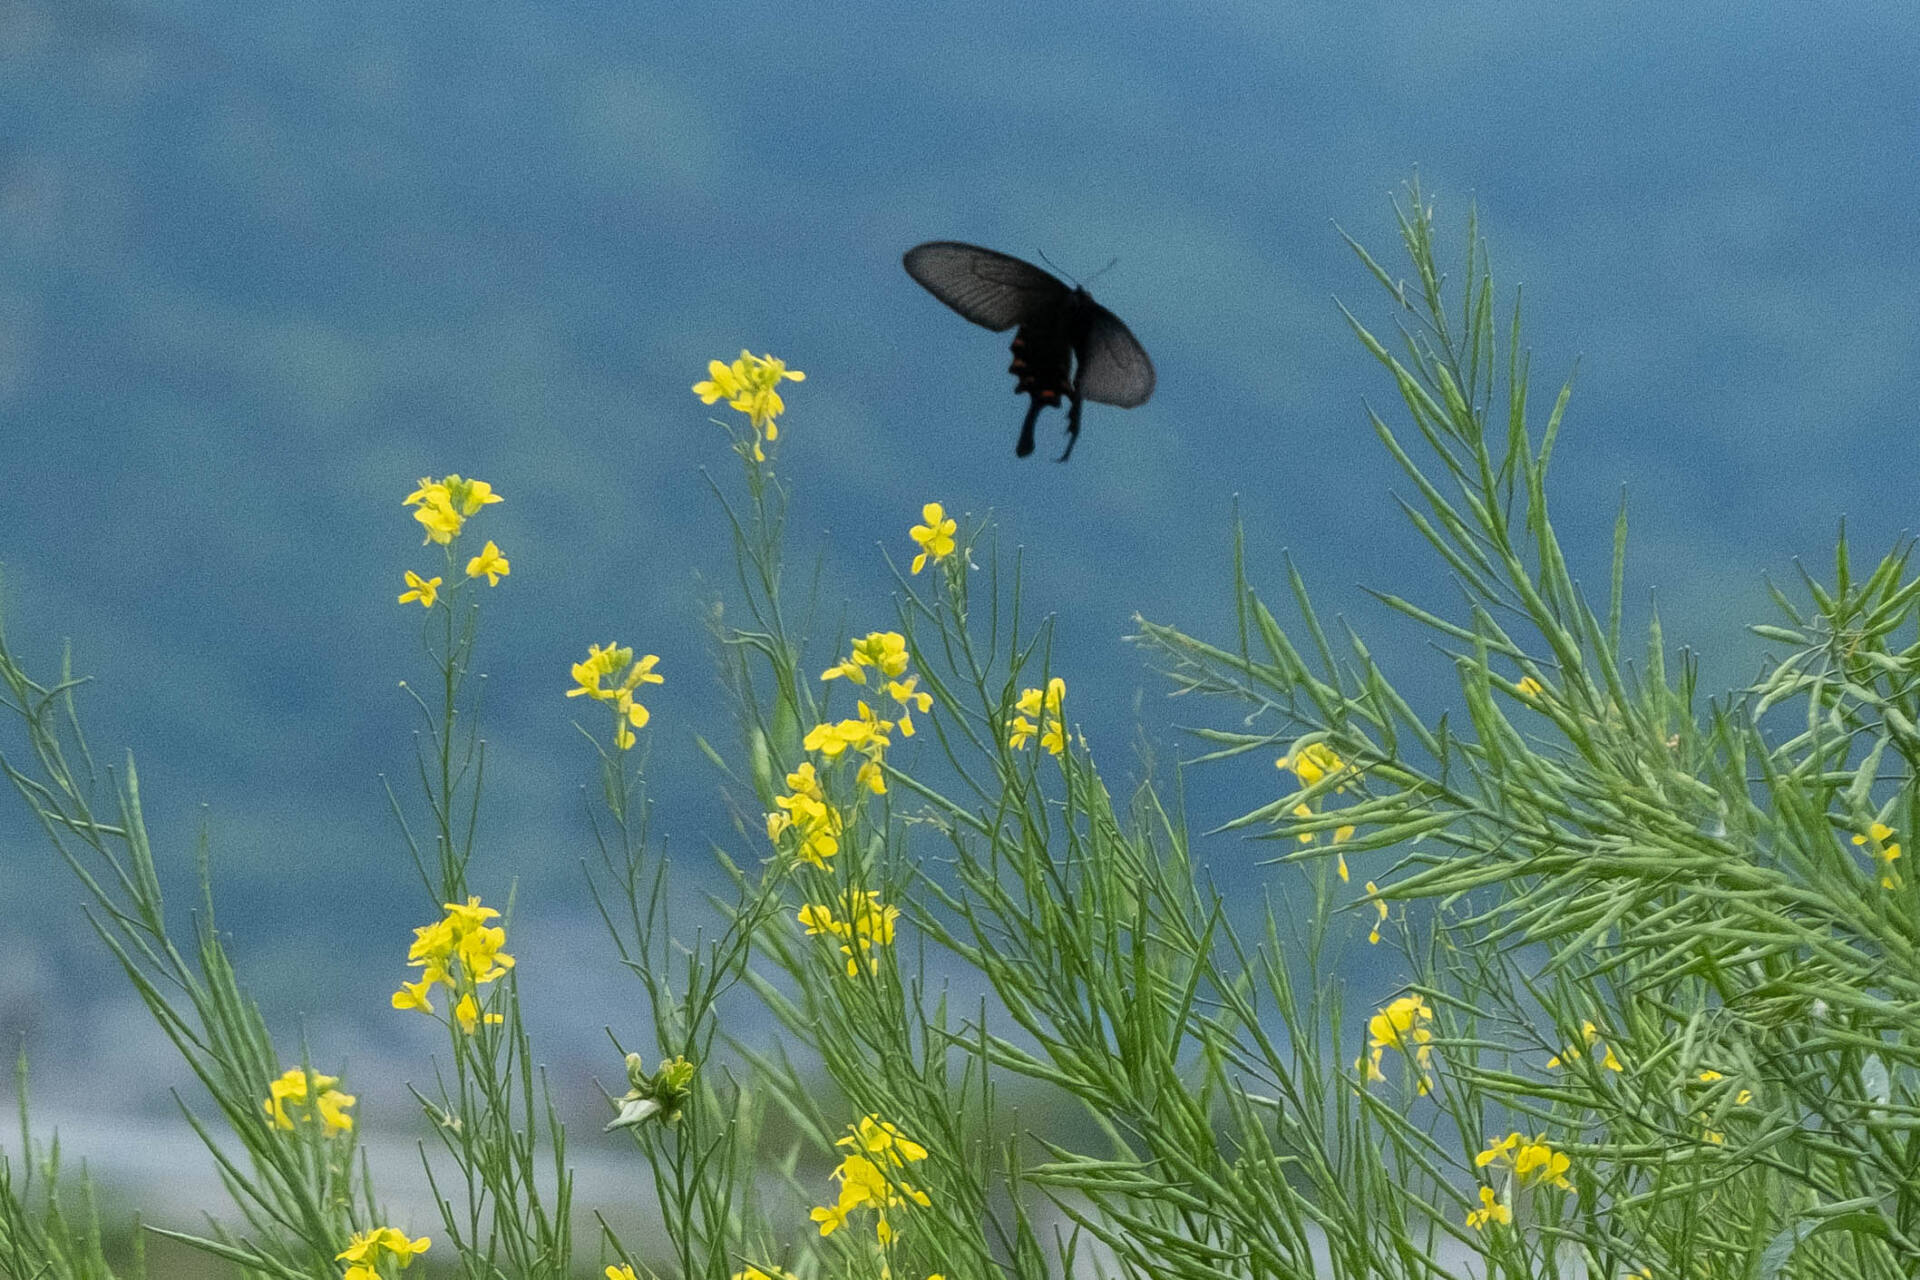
1008,315,1075,407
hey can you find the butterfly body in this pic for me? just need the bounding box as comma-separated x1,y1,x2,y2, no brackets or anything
903,242,1153,461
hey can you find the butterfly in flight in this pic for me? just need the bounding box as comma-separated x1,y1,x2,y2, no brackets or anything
902,241,1154,461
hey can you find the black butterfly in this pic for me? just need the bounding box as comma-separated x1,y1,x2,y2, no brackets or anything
903,241,1154,461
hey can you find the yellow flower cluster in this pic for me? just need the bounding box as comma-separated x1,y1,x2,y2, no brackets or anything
263,1066,355,1134
336,1228,429,1280
821,630,908,684
567,642,664,750
399,475,509,605
804,702,896,796
766,762,842,869
1546,1020,1624,1073
1278,742,1347,788
1477,1132,1574,1190
1360,994,1434,1095
1853,821,1903,890
693,350,805,461
1278,742,1359,879
1466,1132,1573,1231
908,502,956,575
1008,678,1066,755
810,1115,932,1244
805,631,931,795
390,897,516,1035
798,890,901,978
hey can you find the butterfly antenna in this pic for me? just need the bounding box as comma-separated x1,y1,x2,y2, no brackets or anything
1084,255,1120,285
1035,248,1081,288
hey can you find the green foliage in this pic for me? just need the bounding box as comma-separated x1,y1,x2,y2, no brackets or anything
0,1053,145,1280
5,181,1918,1280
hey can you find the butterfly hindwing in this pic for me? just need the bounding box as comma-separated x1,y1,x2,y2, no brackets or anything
902,241,1068,332
1074,302,1155,408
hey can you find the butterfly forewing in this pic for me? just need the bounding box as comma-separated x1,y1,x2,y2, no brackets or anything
1075,303,1155,408
903,241,1068,332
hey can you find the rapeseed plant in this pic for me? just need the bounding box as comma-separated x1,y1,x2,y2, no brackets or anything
7,185,1920,1280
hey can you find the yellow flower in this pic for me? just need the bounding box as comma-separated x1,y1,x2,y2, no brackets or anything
1514,1139,1574,1189
821,631,911,684
568,645,662,748
465,540,509,586
1365,881,1388,945
412,497,463,545
812,1120,932,1243
1476,1131,1573,1191
768,771,843,868
837,1114,929,1165
804,702,894,760
404,475,500,546
809,1199,852,1236
799,891,902,976
390,977,435,1014
909,502,957,574
1009,678,1067,755
886,676,933,737
337,1227,430,1280
1475,1132,1520,1170
786,761,824,799
735,352,805,427
1515,676,1545,698
1547,1020,1625,1072
1465,1184,1511,1230
618,652,663,691
1277,741,1348,790
694,351,805,454
446,477,502,515
1361,994,1434,1094
393,897,514,1034
769,764,835,848
263,1067,356,1133
397,571,441,608
568,643,630,700
454,992,503,1035
1007,715,1037,750
406,474,502,519
807,638,920,795
1853,822,1903,889
403,477,449,509
1697,1069,1754,1105
692,359,743,405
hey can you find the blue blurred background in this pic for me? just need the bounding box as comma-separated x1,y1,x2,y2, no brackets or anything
1,0,1917,1223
